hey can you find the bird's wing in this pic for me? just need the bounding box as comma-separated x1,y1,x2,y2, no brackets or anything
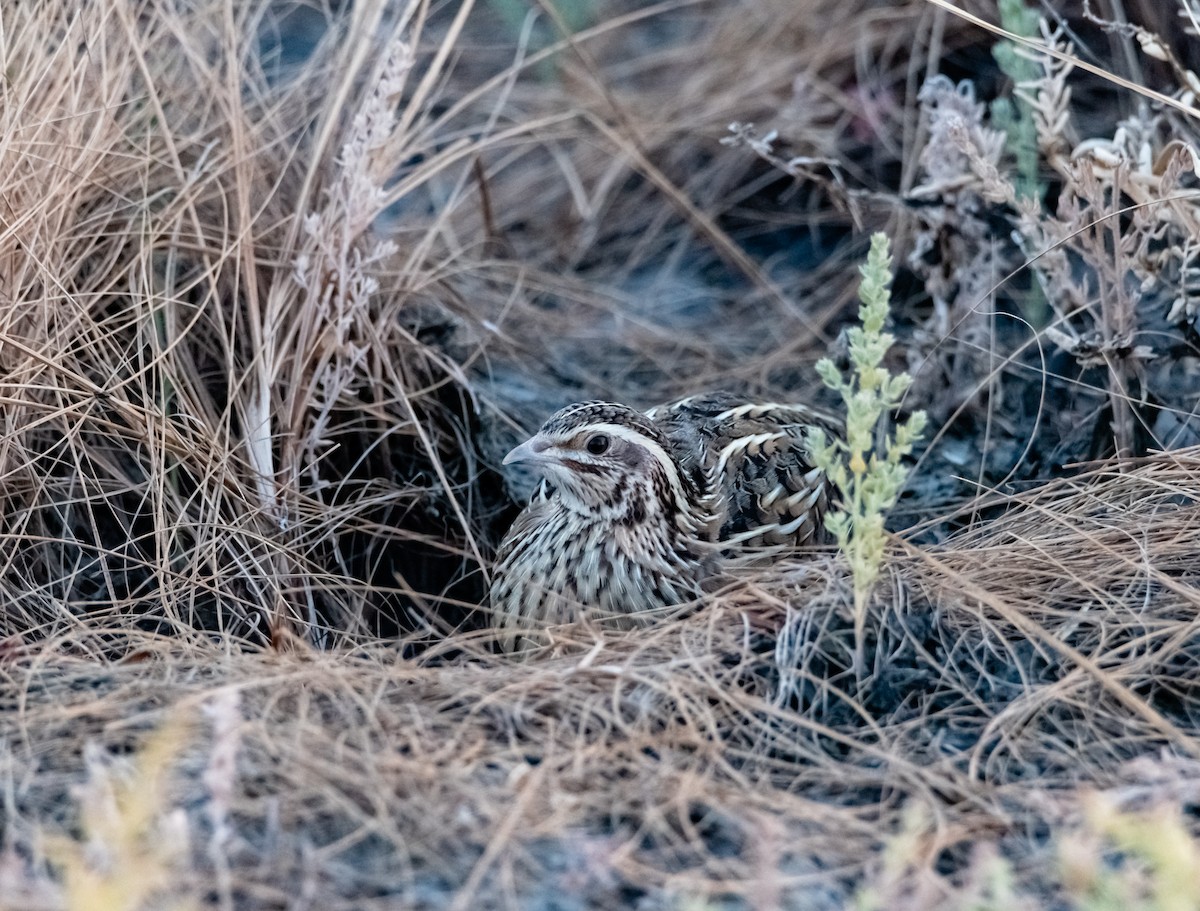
651,393,837,546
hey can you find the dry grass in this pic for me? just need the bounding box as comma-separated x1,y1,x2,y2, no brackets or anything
1,0,1199,908
4,451,1199,908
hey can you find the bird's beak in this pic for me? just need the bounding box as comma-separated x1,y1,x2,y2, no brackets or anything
503,435,552,465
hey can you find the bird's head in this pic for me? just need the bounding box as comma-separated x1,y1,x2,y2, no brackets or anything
503,401,695,523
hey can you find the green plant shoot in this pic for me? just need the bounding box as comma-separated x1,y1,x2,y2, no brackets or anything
809,232,927,676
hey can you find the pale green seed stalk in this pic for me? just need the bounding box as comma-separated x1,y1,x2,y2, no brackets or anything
809,233,927,677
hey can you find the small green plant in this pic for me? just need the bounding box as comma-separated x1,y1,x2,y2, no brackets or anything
991,0,1042,204
810,233,927,676
991,0,1049,326
47,720,197,911
1062,797,1200,911
855,807,1029,911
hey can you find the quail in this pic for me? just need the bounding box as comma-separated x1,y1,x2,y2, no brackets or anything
490,391,838,649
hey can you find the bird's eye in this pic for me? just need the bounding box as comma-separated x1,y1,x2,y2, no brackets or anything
585,434,610,455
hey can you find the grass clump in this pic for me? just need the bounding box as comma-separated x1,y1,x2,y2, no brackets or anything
809,232,927,676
